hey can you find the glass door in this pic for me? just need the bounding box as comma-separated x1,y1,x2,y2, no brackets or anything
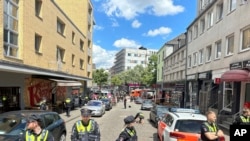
223,82,233,112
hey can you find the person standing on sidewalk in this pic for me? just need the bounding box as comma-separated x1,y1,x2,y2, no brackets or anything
64,97,71,117
71,108,100,141
116,115,138,141
124,97,127,109
200,110,224,141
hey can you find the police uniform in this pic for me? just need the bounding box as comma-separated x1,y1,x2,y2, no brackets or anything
200,121,219,141
65,98,71,117
71,109,100,141
20,114,54,141
116,115,138,141
233,109,250,125
134,112,144,123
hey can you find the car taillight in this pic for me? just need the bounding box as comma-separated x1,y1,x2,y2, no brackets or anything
170,132,185,139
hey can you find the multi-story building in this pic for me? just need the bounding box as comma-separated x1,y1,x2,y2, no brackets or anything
187,0,250,131
0,0,94,112
113,47,157,74
162,33,186,107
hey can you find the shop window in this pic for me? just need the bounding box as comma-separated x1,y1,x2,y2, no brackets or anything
223,82,233,111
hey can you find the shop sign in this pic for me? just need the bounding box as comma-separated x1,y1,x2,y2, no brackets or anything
175,84,184,91
187,74,197,80
199,72,209,79
214,78,221,84
230,62,242,70
243,60,250,69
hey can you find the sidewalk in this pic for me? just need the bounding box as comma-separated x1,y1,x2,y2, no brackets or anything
59,107,82,123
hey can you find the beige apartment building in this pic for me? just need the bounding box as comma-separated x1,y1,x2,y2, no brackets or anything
187,0,250,131
0,0,94,112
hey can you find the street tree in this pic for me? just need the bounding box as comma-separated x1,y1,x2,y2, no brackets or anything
93,68,109,89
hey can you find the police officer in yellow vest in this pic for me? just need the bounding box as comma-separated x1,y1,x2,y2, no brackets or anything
19,114,54,141
233,107,250,125
71,108,100,141
200,111,224,141
64,97,71,117
134,112,144,124
116,115,138,141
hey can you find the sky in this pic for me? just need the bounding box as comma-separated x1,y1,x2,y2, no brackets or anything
92,0,197,69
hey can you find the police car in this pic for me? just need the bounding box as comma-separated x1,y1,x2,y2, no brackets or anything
157,108,207,141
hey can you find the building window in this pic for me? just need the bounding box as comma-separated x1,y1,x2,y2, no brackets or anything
3,0,19,58
35,0,42,18
80,59,84,69
194,24,198,39
193,52,198,66
241,27,250,51
72,32,75,44
35,33,42,53
226,34,234,55
200,18,205,34
206,45,212,62
57,47,65,63
80,39,84,51
217,2,223,21
215,40,222,59
207,11,213,28
72,54,75,66
223,82,233,109
188,56,191,68
128,53,131,56
199,49,204,64
188,30,192,42
57,18,65,35
229,0,236,12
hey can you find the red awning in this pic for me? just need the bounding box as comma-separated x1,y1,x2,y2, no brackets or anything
221,69,250,82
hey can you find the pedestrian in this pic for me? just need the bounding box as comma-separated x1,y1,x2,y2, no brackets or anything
71,108,100,141
124,97,127,109
233,107,250,125
200,110,224,141
19,114,54,141
64,97,71,117
116,115,138,141
134,112,144,124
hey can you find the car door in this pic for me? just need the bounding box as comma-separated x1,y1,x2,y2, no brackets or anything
163,114,174,141
42,113,60,140
150,107,156,122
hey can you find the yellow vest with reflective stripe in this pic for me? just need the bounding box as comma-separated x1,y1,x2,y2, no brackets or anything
76,120,94,133
25,130,48,141
125,128,136,137
240,116,250,122
204,122,217,132
65,98,71,103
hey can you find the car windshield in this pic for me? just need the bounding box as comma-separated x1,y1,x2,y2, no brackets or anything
156,107,169,115
143,100,152,104
174,120,204,133
101,99,109,102
87,101,101,106
0,116,26,136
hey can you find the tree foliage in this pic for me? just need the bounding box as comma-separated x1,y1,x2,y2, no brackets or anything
93,68,109,89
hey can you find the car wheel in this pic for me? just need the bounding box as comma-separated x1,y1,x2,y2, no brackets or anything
59,133,66,141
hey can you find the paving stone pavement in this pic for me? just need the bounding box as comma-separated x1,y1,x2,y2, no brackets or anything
59,101,229,141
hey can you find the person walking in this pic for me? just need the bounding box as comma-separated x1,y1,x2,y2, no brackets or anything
200,110,224,141
233,107,250,125
71,108,100,141
19,114,54,141
134,112,144,124
116,115,138,141
64,97,71,117
124,97,127,109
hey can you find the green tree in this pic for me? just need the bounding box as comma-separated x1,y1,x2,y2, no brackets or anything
93,68,109,89
111,75,122,86
142,54,158,87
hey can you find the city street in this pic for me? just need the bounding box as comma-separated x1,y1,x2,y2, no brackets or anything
60,101,230,141
61,100,158,141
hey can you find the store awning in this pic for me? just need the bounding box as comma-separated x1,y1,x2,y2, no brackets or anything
221,69,250,82
49,79,82,86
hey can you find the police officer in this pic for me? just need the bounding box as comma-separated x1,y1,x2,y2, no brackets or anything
71,108,100,141
64,97,71,117
19,114,54,141
134,112,144,124
233,107,250,125
200,111,224,141
116,115,138,141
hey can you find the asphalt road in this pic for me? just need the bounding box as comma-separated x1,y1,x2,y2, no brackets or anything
60,101,230,141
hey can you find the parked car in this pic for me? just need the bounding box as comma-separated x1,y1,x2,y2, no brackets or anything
157,108,207,141
134,97,143,104
100,98,112,111
0,110,66,141
149,105,170,127
84,100,105,117
141,99,154,110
